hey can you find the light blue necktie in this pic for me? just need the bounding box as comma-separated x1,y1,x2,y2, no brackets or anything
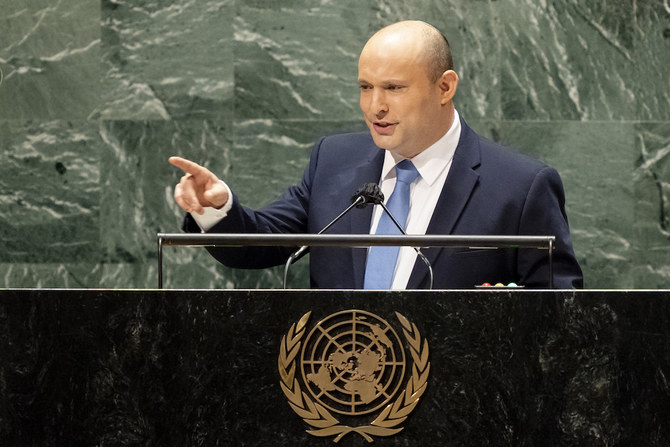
364,159,420,289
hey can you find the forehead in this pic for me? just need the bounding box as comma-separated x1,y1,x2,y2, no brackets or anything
358,51,430,83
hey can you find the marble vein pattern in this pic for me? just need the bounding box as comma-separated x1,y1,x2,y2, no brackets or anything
0,0,668,288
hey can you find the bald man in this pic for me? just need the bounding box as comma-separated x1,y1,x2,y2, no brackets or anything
170,21,583,289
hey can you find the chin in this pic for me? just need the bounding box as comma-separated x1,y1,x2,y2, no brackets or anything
370,134,395,150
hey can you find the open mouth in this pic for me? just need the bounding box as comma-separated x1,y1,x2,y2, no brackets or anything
373,121,397,134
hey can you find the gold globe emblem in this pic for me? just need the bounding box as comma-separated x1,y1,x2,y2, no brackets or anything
278,310,430,442
301,310,405,416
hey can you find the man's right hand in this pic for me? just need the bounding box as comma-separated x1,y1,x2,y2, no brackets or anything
169,156,229,215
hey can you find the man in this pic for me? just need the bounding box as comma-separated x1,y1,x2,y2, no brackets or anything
170,21,583,289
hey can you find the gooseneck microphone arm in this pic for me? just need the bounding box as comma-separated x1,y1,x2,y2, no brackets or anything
282,183,434,290
377,200,435,290
287,195,365,264
283,185,378,288
353,184,434,289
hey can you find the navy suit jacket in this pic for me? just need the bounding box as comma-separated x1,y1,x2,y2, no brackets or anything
184,118,583,289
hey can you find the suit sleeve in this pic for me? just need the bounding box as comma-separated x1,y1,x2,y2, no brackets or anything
181,137,325,269
516,167,583,288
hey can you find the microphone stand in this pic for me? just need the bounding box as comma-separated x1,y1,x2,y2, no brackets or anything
377,202,435,290
282,195,365,288
282,182,434,290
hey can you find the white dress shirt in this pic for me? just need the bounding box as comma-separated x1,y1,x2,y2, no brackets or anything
370,110,461,289
192,110,462,289
191,183,233,231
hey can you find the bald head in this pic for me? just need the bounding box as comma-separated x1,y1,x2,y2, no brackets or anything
362,21,453,83
357,20,459,158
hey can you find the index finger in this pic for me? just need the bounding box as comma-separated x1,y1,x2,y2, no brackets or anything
169,156,207,176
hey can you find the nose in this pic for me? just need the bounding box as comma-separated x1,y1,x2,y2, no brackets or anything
364,88,388,119
373,90,388,119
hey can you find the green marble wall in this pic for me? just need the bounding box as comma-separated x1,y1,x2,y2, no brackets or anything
1,0,668,289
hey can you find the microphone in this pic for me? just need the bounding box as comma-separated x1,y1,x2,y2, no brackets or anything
372,185,435,290
353,182,384,208
282,183,381,288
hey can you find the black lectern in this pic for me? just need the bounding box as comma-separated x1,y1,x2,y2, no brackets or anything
2,288,670,446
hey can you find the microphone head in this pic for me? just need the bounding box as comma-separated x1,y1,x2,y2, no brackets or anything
352,183,384,208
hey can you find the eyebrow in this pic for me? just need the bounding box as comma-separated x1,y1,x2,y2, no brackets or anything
358,79,408,86
381,80,407,86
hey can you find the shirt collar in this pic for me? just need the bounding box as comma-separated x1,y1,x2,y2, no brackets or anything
381,109,461,186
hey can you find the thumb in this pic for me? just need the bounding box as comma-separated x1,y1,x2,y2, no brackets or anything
202,181,229,208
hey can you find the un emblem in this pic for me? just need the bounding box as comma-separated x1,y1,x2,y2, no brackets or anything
278,310,430,442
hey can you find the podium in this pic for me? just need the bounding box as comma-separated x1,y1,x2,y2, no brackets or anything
2,288,670,446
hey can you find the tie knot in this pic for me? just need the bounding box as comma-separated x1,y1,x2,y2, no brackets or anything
395,159,420,185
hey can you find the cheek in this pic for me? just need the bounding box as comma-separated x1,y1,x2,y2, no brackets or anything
410,97,439,124
360,94,372,113
398,101,425,127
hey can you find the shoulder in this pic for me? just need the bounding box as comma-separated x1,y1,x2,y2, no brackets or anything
316,131,376,152
457,121,563,197
309,131,379,164
462,122,553,178
478,134,546,174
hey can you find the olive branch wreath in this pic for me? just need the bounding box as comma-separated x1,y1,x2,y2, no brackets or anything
278,311,430,443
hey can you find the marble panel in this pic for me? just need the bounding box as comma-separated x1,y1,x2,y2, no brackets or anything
0,263,100,288
97,0,234,120
459,118,499,142
498,121,635,289
634,122,670,288
97,238,310,289
229,119,364,207
497,0,638,121
0,120,101,263
99,119,231,265
0,0,101,120
100,256,305,290
234,0,369,120
632,0,670,120
234,1,499,122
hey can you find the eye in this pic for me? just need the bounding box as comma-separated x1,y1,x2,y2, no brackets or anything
359,84,372,91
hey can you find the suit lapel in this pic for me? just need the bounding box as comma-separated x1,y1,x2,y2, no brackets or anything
407,119,482,289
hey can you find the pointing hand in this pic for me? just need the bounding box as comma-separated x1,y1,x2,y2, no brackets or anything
169,156,229,214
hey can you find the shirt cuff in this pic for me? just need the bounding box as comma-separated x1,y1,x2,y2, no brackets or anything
190,181,233,232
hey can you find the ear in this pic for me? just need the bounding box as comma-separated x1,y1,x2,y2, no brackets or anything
438,70,459,105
